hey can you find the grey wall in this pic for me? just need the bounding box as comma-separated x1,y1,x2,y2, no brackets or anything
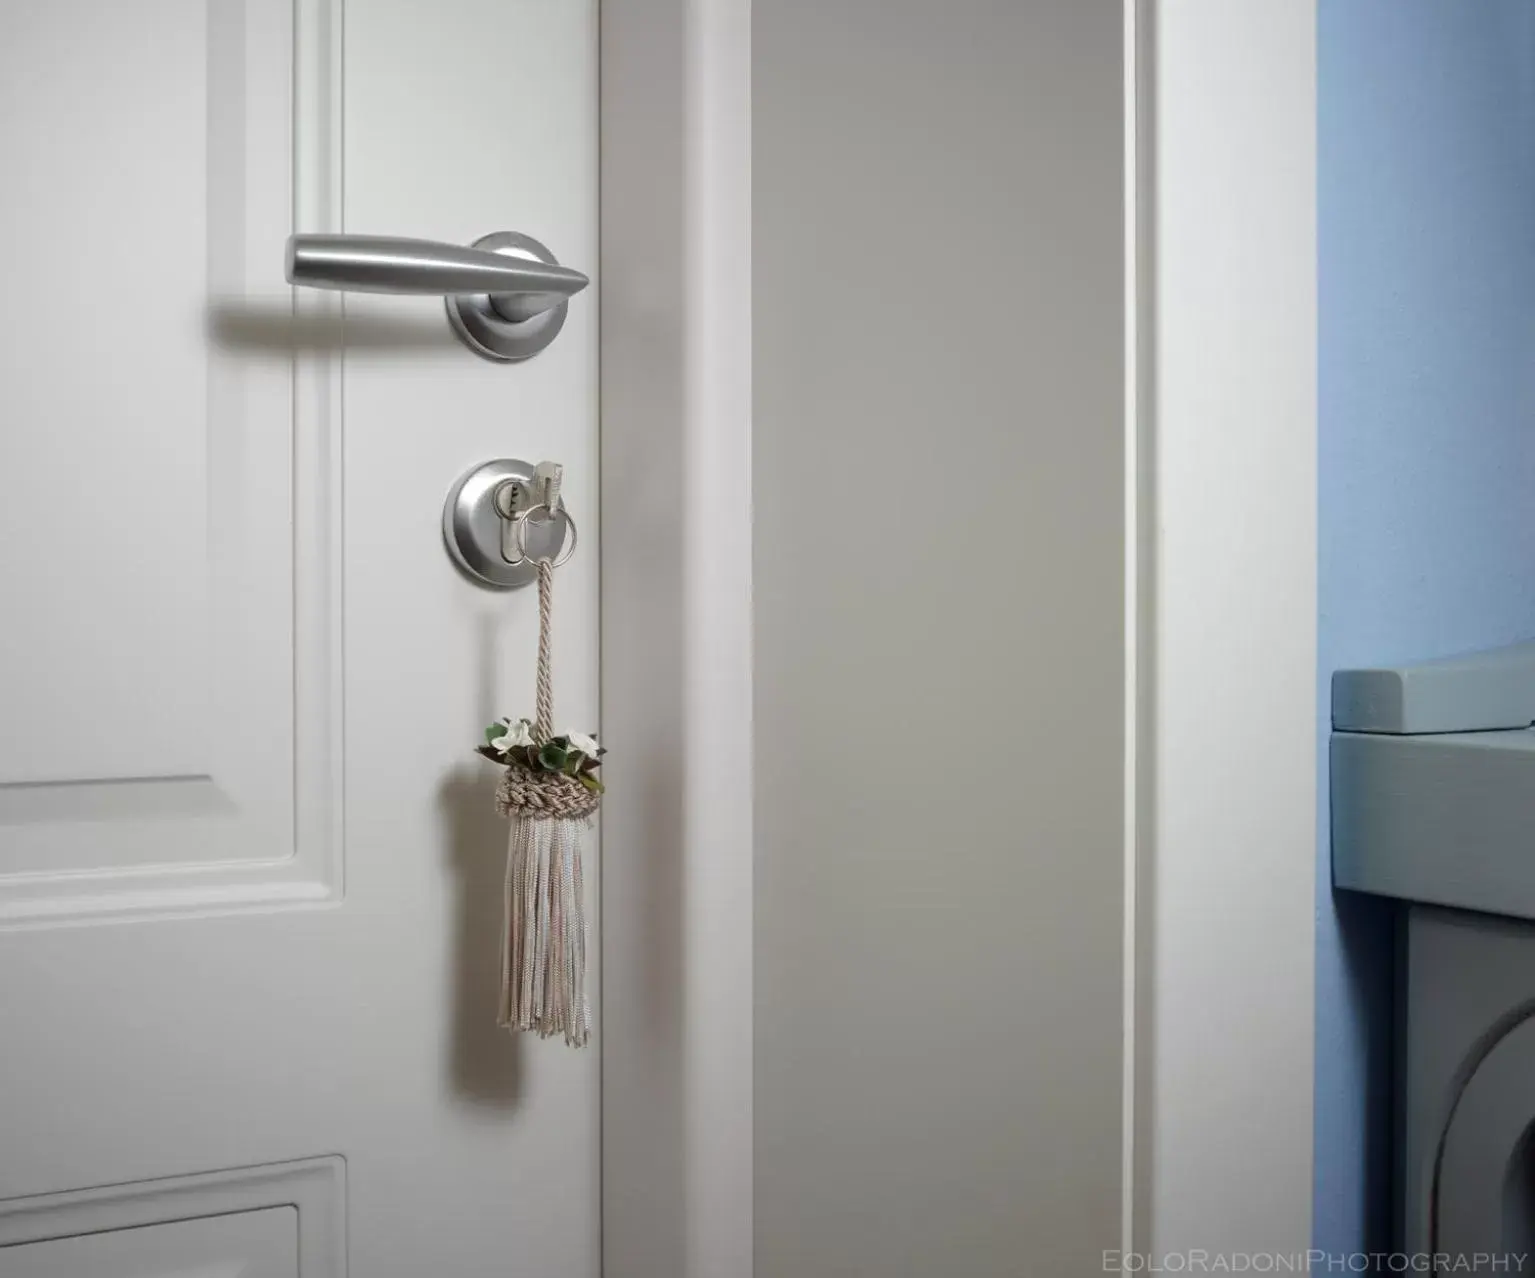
1317,0,1535,1256
752,3,1126,1274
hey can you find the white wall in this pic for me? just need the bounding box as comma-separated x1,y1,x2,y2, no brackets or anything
753,3,1127,1273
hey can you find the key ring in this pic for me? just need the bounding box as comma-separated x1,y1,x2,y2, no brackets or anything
511,501,578,569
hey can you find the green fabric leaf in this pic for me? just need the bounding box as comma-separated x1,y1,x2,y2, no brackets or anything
485,724,504,746
538,744,568,772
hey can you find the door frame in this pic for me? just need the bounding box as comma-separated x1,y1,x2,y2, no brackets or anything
599,4,754,1277
1134,0,1319,1260
598,1,1320,1272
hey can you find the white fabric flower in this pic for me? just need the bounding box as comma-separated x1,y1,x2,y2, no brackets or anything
491,718,535,752
565,730,600,757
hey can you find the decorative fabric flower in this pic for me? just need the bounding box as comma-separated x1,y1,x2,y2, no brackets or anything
477,720,605,795
488,718,534,753
566,731,600,758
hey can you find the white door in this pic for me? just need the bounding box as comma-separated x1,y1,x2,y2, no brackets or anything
0,1,599,1274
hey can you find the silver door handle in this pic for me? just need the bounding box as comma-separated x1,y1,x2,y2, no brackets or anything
284,230,588,363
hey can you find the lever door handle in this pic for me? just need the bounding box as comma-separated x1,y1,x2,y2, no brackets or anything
284,230,588,363
285,233,588,321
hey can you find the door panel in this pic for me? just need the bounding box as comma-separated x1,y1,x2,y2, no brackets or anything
0,0,334,913
0,1,599,1273
1,1209,297,1278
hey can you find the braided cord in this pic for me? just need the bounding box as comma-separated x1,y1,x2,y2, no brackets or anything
535,557,554,743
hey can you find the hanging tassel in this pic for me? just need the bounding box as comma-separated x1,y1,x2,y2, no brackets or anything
495,763,594,1046
480,557,602,1048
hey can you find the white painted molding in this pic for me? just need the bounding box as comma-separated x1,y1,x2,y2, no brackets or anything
1125,0,1148,1258
1145,0,1318,1257
601,1,753,1275
681,2,754,1276
680,2,754,1276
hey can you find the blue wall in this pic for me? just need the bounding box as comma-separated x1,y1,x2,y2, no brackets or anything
1318,0,1535,1256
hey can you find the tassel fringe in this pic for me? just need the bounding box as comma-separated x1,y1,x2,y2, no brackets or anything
499,812,590,1048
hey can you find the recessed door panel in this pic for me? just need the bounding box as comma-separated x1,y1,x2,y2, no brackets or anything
0,1209,296,1278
